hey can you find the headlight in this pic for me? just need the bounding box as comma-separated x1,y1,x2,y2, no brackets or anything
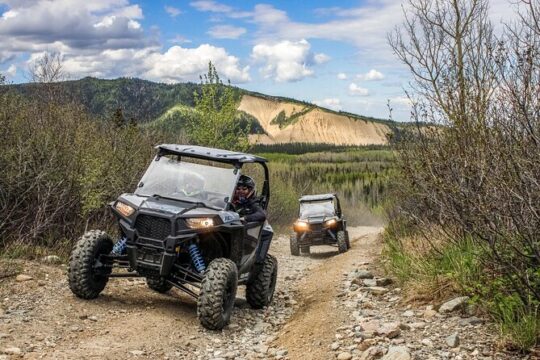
115,201,135,217
186,217,215,229
294,221,309,232
325,219,337,227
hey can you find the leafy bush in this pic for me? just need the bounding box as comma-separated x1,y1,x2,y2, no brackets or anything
385,0,540,351
0,87,164,257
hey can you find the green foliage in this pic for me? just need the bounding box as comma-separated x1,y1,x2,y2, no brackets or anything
144,104,196,138
490,294,540,351
0,86,162,257
269,107,314,129
270,110,287,127
187,62,249,151
2,77,199,123
236,110,265,134
257,148,394,228
384,233,486,296
383,225,540,350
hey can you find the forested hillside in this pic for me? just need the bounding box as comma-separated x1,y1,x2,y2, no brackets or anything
1,77,404,146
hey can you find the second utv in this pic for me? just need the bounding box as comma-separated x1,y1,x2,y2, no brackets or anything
290,193,350,255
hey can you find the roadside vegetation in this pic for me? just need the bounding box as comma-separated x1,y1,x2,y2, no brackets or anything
0,59,392,261
384,0,540,351
256,146,395,231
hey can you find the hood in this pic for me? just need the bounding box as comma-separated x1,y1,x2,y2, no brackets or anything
119,193,221,216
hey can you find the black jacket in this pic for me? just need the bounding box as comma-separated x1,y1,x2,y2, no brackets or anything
232,197,266,223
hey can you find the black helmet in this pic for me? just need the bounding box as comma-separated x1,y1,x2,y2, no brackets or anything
237,175,255,189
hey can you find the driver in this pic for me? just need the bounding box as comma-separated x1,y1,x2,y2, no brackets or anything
178,171,206,198
232,175,274,264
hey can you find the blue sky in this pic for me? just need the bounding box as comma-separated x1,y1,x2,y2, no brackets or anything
0,0,517,121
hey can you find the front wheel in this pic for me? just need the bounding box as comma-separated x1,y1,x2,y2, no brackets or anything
68,230,113,299
197,258,238,330
345,230,351,249
301,246,311,255
290,233,300,256
246,254,278,309
337,230,348,253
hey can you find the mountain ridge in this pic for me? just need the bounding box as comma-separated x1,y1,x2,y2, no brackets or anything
2,77,400,146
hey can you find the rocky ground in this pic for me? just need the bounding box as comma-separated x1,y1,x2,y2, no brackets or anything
0,227,530,359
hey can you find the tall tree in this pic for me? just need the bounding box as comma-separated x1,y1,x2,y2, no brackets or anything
388,0,498,127
187,62,249,151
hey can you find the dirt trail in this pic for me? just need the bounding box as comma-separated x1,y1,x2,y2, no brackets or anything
272,227,383,360
0,226,515,359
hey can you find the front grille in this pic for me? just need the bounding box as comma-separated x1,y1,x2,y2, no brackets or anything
310,223,324,232
135,215,171,240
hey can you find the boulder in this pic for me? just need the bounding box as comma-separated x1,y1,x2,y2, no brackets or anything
439,296,469,313
381,346,411,360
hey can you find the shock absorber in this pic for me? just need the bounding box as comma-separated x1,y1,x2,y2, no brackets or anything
112,236,127,255
188,243,206,273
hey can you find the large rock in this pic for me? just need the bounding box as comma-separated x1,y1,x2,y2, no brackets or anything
352,270,374,285
359,320,380,335
359,346,385,360
2,347,21,355
337,352,353,360
446,333,460,348
15,274,33,282
439,296,469,313
354,270,374,279
381,346,411,360
363,279,378,287
377,322,401,339
367,287,389,296
423,309,438,319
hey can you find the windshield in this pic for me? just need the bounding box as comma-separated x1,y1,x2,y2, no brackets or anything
135,156,238,209
299,200,335,219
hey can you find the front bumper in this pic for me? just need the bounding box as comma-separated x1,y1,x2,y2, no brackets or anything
296,228,336,246
119,217,198,276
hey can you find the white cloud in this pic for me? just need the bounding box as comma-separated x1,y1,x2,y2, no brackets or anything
165,6,182,18
313,53,330,64
190,1,251,18
349,83,369,96
337,72,347,80
313,98,341,111
190,0,232,13
0,0,148,55
357,69,384,81
2,10,18,20
6,64,16,77
169,35,192,44
53,43,250,84
253,4,288,25
251,39,314,82
207,25,246,39
390,96,413,108
144,44,250,83
250,3,403,62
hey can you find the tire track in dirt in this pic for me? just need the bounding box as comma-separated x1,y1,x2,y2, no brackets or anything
272,226,384,360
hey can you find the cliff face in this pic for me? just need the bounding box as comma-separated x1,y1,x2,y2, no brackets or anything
238,95,390,145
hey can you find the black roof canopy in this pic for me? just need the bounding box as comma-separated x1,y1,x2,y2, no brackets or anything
156,144,267,164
